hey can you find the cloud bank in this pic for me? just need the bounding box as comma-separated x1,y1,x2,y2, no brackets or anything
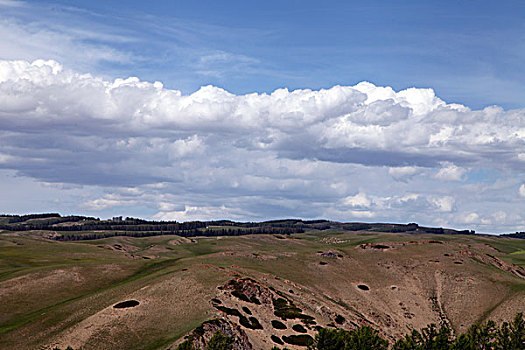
0,59,523,232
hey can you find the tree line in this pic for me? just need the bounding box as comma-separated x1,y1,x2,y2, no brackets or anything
6,213,517,238
53,227,303,241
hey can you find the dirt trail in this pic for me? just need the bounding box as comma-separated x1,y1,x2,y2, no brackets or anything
433,271,452,332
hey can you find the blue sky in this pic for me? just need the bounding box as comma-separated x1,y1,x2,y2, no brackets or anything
0,0,523,232
3,0,525,109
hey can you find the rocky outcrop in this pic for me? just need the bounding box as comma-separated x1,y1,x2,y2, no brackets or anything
173,318,252,350
220,278,274,306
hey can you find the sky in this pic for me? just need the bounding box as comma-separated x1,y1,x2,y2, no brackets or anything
0,0,523,233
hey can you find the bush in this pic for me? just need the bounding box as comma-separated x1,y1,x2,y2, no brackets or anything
453,321,496,349
310,326,387,350
293,324,308,333
346,326,388,350
273,297,315,323
214,306,241,317
392,313,524,350
206,331,234,350
310,328,347,350
498,312,524,350
335,315,346,325
271,335,284,345
392,323,451,350
177,340,196,350
239,315,263,330
272,319,287,330
283,334,314,346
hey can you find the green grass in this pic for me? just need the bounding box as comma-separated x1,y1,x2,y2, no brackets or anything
0,258,177,335
0,238,128,281
510,250,525,255
483,238,525,254
1,229,525,349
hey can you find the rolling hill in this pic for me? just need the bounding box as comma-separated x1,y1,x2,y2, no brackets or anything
0,214,524,349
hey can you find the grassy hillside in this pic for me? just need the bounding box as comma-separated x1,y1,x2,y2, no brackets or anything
0,223,524,349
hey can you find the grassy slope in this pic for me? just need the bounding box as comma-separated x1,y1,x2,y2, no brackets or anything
0,230,524,349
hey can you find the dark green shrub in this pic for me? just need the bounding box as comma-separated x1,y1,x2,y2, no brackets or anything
176,340,196,350
507,312,524,350
310,328,348,350
272,335,284,345
453,321,496,349
206,331,234,350
345,326,388,350
239,316,263,330
393,323,452,350
273,297,315,323
272,320,287,330
283,334,314,346
310,326,387,350
391,315,525,350
293,324,308,333
335,315,346,325
231,290,250,303
273,298,289,309
214,306,242,317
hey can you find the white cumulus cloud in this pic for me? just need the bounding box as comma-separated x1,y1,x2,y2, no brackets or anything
430,196,455,213
0,59,523,232
434,162,468,181
388,166,421,181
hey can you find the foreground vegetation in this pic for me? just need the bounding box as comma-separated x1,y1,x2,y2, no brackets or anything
313,313,524,349
176,313,524,350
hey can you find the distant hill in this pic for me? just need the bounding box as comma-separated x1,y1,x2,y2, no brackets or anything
0,213,493,241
